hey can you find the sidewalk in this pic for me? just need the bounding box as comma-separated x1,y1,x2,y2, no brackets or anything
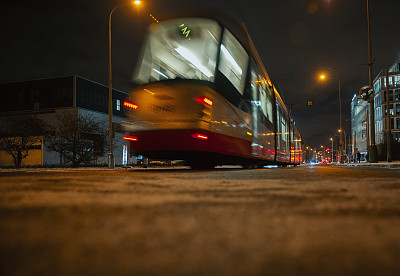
334,160,400,168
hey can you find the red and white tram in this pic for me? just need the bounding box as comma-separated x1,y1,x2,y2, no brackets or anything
122,14,302,168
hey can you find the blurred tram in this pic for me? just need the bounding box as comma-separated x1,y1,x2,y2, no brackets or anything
122,14,302,168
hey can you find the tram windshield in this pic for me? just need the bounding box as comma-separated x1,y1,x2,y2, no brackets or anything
133,18,222,84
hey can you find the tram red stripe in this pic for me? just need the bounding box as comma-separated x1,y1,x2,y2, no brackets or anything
127,130,253,158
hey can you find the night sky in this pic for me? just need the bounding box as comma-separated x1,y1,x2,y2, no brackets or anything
2,0,400,147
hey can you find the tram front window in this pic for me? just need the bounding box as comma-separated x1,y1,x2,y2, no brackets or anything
134,18,222,84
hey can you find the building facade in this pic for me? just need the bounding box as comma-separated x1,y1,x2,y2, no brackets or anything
351,94,369,161
0,76,132,166
351,60,400,161
373,61,400,144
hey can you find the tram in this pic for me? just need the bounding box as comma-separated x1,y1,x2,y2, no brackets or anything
122,13,302,168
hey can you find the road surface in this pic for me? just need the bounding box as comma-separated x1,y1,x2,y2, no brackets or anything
0,165,399,275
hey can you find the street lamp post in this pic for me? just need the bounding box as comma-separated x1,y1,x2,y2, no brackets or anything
320,74,344,163
108,1,141,169
330,137,334,163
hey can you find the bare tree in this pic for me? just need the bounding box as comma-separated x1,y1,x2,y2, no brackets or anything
0,115,48,168
47,113,107,167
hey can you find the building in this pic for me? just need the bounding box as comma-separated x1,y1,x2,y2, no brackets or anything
351,60,400,161
351,94,369,161
373,61,400,144
0,76,131,166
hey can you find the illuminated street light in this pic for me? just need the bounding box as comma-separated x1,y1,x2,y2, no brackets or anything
108,0,141,169
319,73,344,163
330,137,334,163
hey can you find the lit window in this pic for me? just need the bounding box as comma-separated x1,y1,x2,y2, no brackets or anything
134,18,221,84
116,99,121,111
218,29,249,94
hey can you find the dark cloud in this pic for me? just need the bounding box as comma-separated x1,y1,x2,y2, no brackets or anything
1,0,400,147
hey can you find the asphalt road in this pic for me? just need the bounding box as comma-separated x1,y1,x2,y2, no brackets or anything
0,165,400,276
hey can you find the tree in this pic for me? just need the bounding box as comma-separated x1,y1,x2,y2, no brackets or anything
0,115,48,168
47,113,108,167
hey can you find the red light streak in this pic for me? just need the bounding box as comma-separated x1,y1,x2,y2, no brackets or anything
123,100,138,110
191,133,208,140
123,135,138,141
195,96,213,106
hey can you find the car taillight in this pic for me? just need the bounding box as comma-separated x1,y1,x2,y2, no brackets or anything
123,100,138,110
194,96,213,106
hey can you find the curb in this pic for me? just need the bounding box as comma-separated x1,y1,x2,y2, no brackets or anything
334,163,400,168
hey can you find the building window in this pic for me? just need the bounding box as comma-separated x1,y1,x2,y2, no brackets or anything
374,78,381,93
394,75,400,88
396,104,400,115
116,99,120,111
384,104,394,116
218,29,249,95
395,89,400,101
397,118,400,130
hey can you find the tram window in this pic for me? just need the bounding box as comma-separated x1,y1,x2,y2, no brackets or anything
259,81,273,121
133,18,221,84
218,29,249,95
260,85,267,116
250,66,258,102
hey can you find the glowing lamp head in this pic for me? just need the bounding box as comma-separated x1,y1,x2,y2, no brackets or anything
134,0,141,5
320,74,325,80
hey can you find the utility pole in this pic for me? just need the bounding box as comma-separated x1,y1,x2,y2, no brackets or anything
367,0,378,163
385,69,392,162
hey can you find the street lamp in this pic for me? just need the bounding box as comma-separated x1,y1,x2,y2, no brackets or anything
330,137,334,163
319,74,344,163
108,0,141,169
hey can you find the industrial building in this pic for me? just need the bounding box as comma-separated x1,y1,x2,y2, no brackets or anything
0,76,131,166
